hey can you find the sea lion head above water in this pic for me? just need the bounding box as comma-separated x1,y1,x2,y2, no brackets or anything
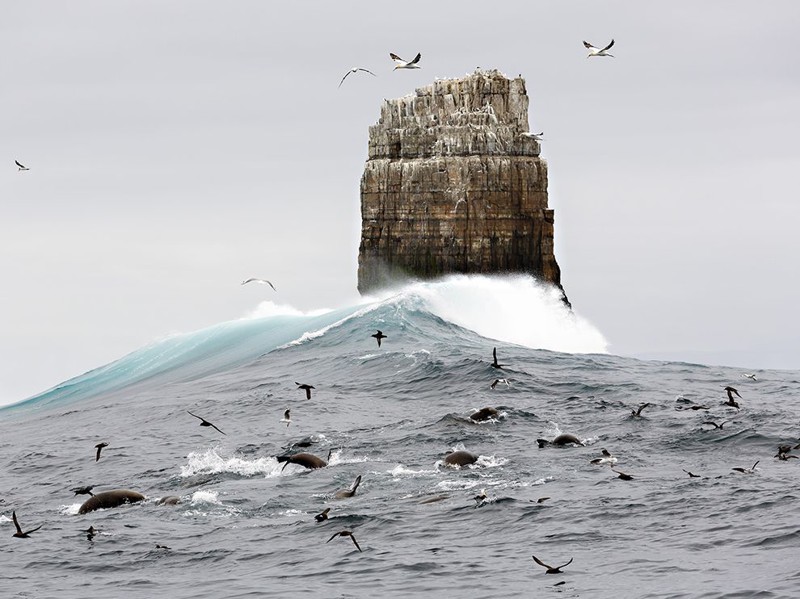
537,434,584,448
469,407,499,422
277,452,329,471
444,450,479,467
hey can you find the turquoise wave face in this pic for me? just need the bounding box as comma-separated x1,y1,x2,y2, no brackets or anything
3,275,608,412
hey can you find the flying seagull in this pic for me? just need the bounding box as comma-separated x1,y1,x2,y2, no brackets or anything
371,330,387,347
15,160,30,171
281,409,291,427
339,67,377,88
187,411,226,435
12,511,43,538
296,382,315,400
94,442,108,462
742,373,757,381
390,52,421,70
590,449,617,465
241,278,276,291
531,555,573,574
327,530,363,552
732,460,759,474
583,39,615,58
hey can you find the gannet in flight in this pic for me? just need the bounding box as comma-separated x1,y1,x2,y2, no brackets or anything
583,39,615,58
241,278,276,291
521,132,544,141
339,67,377,88
390,52,421,70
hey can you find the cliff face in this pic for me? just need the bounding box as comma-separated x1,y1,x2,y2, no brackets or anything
357,69,564,296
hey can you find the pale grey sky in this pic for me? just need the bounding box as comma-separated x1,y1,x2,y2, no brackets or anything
2,1,799,404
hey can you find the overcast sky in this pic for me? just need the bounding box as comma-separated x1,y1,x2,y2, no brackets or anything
2,1,798,405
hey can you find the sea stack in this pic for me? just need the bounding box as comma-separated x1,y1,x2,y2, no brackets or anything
357,69,565,298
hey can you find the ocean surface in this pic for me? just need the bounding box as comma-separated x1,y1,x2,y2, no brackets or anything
2,276,798,599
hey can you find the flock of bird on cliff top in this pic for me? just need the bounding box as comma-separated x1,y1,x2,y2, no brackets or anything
16,36,796,579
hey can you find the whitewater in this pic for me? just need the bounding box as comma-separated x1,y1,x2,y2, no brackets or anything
2,275,798,599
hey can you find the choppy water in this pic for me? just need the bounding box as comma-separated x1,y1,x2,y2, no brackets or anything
2,276,798,599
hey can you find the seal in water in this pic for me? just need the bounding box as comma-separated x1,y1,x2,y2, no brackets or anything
78,489,145,514
327,530,362,552
334,475,362,499
157,496,180,505
469,407,499,422
444,450,479,467
12,511,43,538
532,555,573,574
537,434,584,448
277,450,331,471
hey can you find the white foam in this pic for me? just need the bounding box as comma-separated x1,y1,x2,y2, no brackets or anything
244,301,332,320
181,448,283,478
190,490,222,505
388,464,438,477
59,503,82,516
371,274,608,354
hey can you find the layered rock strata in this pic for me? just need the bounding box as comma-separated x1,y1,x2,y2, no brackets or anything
357,69,565,299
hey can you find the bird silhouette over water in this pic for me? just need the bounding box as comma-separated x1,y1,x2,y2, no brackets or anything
94,442,108,462
12,511,42,538
490,378,510,389
703,421,727,430
296,382,315,400
532,555,573,574
612,469,634,481
327,530,363,552
371,330,387,347
723,386,741,409
282,409,291,427
187,411,226,435
71,485,94,496
85,526,96,541
732,460,759,474
683,469,701,478
315,508,330,523
631,403,650,417
490,347,504,369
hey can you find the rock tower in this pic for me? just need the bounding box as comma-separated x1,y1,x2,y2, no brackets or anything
357,69,565,297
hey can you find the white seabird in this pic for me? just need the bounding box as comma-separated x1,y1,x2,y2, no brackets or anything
339,67,377,88
390,52,421,70
583,39,615,58
241,278,276,291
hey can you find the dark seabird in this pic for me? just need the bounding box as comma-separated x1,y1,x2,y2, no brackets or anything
532,555,573,574
187,411,226,435
490,347,504,369
334,475,362,499
469,407,499,422
612,469,633,481
490,378,510,389
732,460,759,474
15,160,30,171
702,421,726,430
282,409,291,427
12,511,42,538
85,526,96,541
94,442,109,462
327,530,362,552
631,403,650,417
776,444,793,456
473,488,488,505
590,449,617,465
71,485,95,496
295,382,315,400
724,386,741,409
371,330,387,347
683,469,701,478
241,277,276,291
776,453,798,461
155,544,171,550
315,508,330,523
536,497,551,504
